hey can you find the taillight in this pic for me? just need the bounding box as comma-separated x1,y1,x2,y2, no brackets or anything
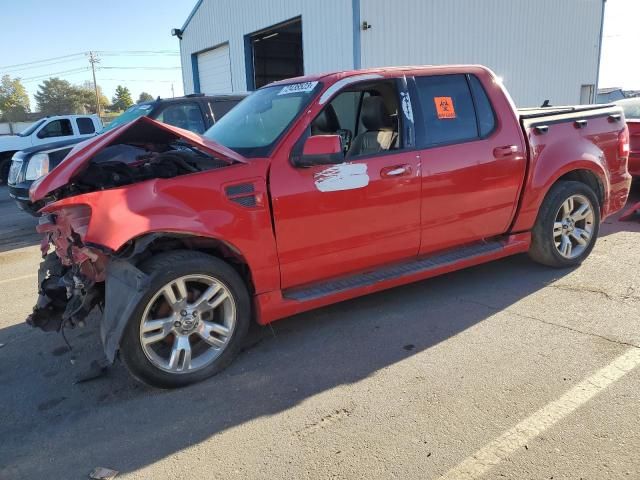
619,126,630,158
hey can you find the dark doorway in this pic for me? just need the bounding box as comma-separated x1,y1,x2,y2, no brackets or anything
247,18,303,89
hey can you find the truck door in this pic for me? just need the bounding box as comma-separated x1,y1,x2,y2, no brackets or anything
269,78,422,289
411,73,527,254
33,118,75,146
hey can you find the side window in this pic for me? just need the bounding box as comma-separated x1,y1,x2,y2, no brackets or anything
415,74,478,146
468,75,496,137
309,81,401,158
210,101,238,122
37,119,73,139
328,91,360,135
155,103,205,134
76,117,96,135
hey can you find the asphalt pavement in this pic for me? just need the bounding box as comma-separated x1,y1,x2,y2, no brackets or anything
0,184,639,479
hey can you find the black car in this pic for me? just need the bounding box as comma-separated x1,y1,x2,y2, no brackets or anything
8,93,247,215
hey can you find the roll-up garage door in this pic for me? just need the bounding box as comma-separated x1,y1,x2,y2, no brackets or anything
197,44,232,94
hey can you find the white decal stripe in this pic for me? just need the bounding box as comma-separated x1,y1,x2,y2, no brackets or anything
314,163,369,192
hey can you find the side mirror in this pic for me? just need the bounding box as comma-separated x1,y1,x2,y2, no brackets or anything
295,135,344,167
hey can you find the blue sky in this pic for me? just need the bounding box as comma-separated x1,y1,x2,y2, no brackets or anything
0,0,637,113
0,0,194,110
599,0,640,90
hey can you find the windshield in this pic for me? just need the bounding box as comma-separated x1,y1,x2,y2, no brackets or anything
100,103,155,133
616,98,640,120
203,81,322,157
17,119,46,137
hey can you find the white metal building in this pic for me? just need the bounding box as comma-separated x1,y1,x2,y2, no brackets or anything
177,0,605,107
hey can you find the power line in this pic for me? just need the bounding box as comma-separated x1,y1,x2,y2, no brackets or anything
2,56,87,74
98,78,178,83
1,51,181,73
97,50,180,56
0,52,86,71
20,68,90,83
99,66,181,70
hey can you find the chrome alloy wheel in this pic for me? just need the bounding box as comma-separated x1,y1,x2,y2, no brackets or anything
553,194,595,259
139,275,236,374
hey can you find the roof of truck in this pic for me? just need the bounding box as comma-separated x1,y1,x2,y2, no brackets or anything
269,64,496,87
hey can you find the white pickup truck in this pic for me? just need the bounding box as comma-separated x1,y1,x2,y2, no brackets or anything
0,114,102,184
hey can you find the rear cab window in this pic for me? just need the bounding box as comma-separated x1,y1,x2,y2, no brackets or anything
76,117,96,135
413,74,496,147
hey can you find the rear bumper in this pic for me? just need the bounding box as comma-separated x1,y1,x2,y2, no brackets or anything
604,171,633,220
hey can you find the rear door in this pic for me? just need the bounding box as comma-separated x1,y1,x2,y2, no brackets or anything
270,77,422,288
412,73,527,254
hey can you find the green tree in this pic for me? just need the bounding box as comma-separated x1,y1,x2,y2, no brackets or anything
111,85,133,111
34,78,80,115
137,91,154,103
0,75,30,122
79,81,110,113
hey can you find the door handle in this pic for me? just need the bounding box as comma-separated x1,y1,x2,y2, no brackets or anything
381,165,411,178
493,145,519,158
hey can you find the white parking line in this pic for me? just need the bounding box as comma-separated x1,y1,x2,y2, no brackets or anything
0,273,37,285
439,347,640,480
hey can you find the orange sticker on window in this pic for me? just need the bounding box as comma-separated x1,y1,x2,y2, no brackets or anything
434,96,456,119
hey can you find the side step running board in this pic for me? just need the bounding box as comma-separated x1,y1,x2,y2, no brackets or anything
283,240,505,302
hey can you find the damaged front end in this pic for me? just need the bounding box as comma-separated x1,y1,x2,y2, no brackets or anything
25,116,246,360
28,207,107,332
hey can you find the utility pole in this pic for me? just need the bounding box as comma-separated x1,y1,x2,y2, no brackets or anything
171,83,175,98
87,51,101,117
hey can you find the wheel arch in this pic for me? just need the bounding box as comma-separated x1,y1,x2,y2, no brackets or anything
512,161,608,232
117,232,256,294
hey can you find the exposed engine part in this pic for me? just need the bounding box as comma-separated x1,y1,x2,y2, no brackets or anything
58,143,229,196
27,253,103,333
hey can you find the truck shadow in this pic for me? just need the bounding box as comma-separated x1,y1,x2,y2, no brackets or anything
0,252,574,478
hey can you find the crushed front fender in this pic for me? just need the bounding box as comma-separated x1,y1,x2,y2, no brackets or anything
101,259,150,363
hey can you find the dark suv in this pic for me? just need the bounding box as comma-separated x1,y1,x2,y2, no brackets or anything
8,93,246,214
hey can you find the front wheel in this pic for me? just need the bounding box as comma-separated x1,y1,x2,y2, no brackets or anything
528,180,600,268
120,251,251,388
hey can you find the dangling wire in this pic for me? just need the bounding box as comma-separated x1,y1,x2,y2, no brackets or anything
60,322,73,352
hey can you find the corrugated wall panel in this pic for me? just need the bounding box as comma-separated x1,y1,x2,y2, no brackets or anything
359,0,603,106
180,0,603,106
180,0,354,94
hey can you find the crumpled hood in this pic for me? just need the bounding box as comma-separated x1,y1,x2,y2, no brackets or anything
29,116,247,202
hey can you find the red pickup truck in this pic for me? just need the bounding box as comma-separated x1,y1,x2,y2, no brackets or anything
28,65,631,388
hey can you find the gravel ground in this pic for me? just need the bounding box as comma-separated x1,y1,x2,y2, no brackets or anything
0,184,639,480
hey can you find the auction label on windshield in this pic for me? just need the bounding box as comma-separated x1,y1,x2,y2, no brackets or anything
278,81,318,95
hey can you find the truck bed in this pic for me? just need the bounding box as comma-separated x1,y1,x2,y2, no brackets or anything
518,104,620,121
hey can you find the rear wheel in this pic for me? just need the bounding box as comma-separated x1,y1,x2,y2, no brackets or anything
120,251,250,388
528,181,600,268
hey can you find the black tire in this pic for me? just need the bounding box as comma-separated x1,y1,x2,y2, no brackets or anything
528,180,600,268
119,250,251,388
